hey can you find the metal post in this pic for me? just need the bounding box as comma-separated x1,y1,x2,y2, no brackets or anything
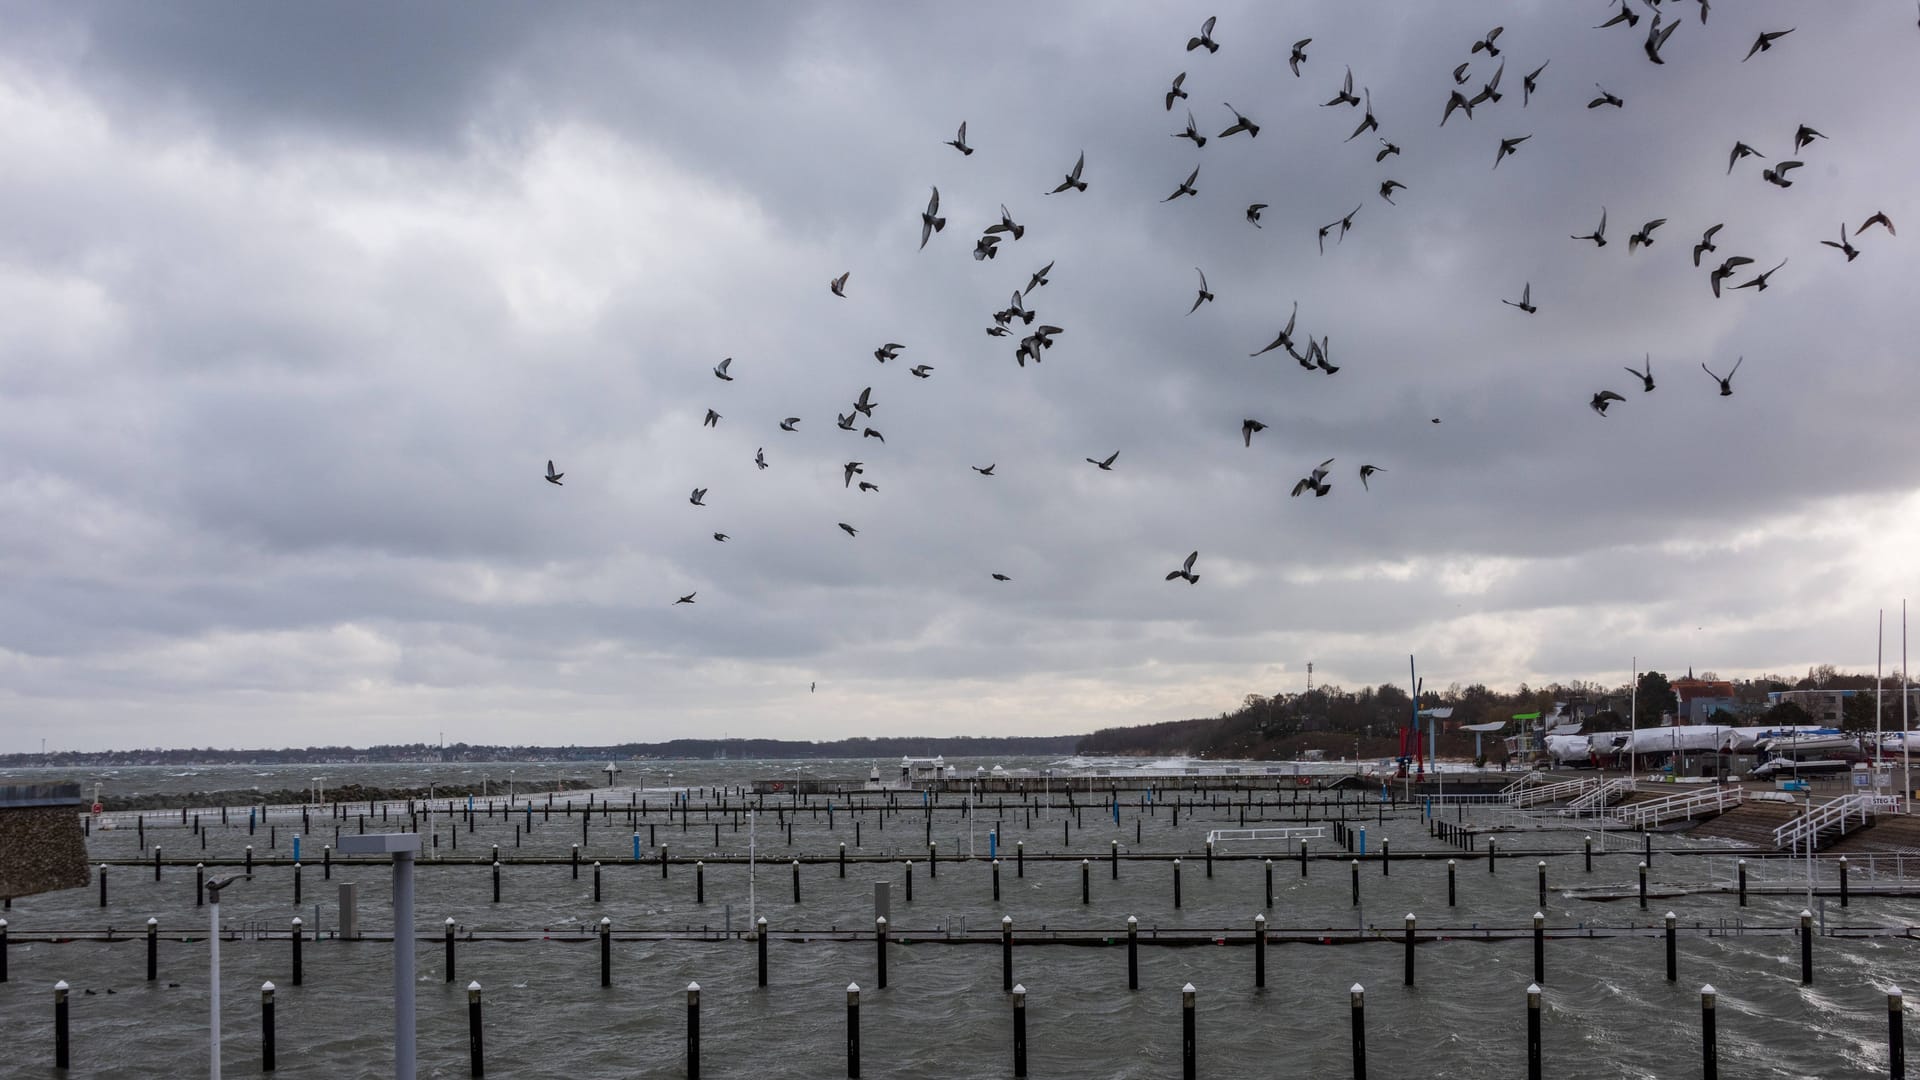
1112,840,1119,880
261,982,276,1072
1351,859,1359,907
1584,835,1592,873
1265,859,1274,909
1666,911,1678,982
395,848,416,1080
1527,983,1543,1080
1016,840,1023,878
1181,983,1197,1080
875,917,888,990
1173,859,1182,909
1002,916,1014,992
839,843,846,879
467,982,484,1078
444,918,456,983
1255,914,1267,989
686,982,701,1080
1737,859,1747,907
1404,913,1415,987
1447,859,1457,907
1489,839,1497,872
147,918,158,982
1537,861,1547,909
1800,909,1814,986
290,918,302,986
1533,912,1545,985
593,861,602,903
1301,838,1309,877
99,863,107,908
1350,984,1366,1080
1890,986,1905,1080
1639,862,1648,910
599,917,611,987
1,919,9,983
55,980,70,1070
757,917,769,987
846,983,861,1079
993,859,1001,902
792,860,802,904
1082,860,1091,904
492,861,501,904
1701,984,1718,1080
1012,984,1028,1078
1841,856,1851,908
1381,837,1390,875
1127,915,1139,991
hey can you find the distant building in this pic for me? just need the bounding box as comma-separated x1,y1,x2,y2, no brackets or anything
1671,674,1743,724
1766,687,1920,725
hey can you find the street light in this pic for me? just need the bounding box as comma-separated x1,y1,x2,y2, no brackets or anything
338,832,423,1080
206,873,252,1080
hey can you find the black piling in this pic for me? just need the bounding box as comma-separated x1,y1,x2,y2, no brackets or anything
1206,840,1213,879
1488,839,1497,873
1644,831,1652,867
686,982,701,1080
445,918,456,983
1127,915,1139,991
905,861,913,902
290,917,303,986
1584,835,1592,873
1255,914,1267,989
153,846,162,882
1381,838,1390,876
992,859,1001,901
1841,856,1851,908
571,844,580,880
1016,841,1024,878
1889,987,1905,1080
1639,861,1648,910
929,842,938,879
1665,911,1678,982
1173,859,1183,909
262,981,276,1072
1404,913,1416,987
1537,861,1547,910
1800,909,1814,986
1264,859,1274,909
875,917,888,990
1,918,9,983
1527,983,1543,1080
599,917,611,988
1700,984,1718,1080
757,917,769,987
98,863,107,908
1111,840,1119,880
847,983,862,1079
1350,859,1360,907
1533,912,1545,985
1002,916,1014,992
593,861,602,903
146,918,157,982
1181,983,1197,1080
1737,859,1747,907
1301,838,1309,877
293,862,301,906
696,861,705,904
1012,984,1028,1079
468,981,484,1078
1081,860,1090,905
492,861,501,904
1350,983,1366,1080
792,860,801,904
839,843,847,878
55,980,70,1071
1447,859,1457,907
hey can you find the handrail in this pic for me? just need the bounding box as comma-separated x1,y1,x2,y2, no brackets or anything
1773,793,1887,851
1565,778,1636,812
1508,777,1599,808
1610,786,1743,829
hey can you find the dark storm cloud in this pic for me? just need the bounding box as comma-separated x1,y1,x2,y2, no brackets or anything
1,2,1916,750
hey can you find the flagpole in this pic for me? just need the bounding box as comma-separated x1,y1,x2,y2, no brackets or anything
1877,609,1885,778
1903,600,1910,814
1629,657,1638,781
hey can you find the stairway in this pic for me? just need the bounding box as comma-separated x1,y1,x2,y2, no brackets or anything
1688,802,1799,848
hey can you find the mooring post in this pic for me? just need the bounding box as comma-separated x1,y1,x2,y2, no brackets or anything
1404,913,1416,987
1301,838,1309,877
1080,860,1091,905
1800,909,1814,986
844,982,864,1079
445,918,456,983
1002,916,1014,992
1584,835,1592,873
1265,859,1274,909
1350,859,1360,907
686,982,701,1080
1255,914,1267,989
1889,986,1905,1080
146,918,158,982
1700,984,1718,1080
467,981,484,1078
154,845,162,882
1737,859,1747,907
1206,839,1214,879
1639,862,1649,910
1643,907,1669,985
261,981,276,1073
1644,831,1652,868
593,861,603,903
1527,983,1543,1080
599,917,611,988
1127,915,1139,991
1181,983,1197,1080
905,861,913,902
1840,856,1851,908
661,844,669,879
757,917,769,987
571,844,580,880
1381,838,1390,876
1016,841,1024,878
1173,859,1183,909
98,863,107,908
2,919,10,983
492,861,501,904
290,917,303,986
55,980,70,1070
1111,840,1120,880
1350,983,1366,1080
791,860,802,904
875,917,888,990
1533,912,1545,985
1488,839,1497,873
1447,859,1457,907
1537,860,1547,910
1012,984,1028,1079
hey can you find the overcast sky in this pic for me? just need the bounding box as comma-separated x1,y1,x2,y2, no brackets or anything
3,2,1917,752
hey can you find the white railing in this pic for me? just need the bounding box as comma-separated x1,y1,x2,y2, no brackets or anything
1564,778,1636,813
1773,793,1889,852
1207,826,1328,851
1508,777,1599,808
1610,786,1744,829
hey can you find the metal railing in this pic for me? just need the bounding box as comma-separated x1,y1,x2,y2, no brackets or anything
1564,778,1636,813
1609,786,1744,829
1773,793,1891,852
1508,777,1600,808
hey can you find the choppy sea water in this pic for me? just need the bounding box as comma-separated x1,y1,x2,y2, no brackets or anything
1,761,1914,1078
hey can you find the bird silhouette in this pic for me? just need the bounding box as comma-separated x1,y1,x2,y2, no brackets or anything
1625,355,1655,392
713,357,734,381
545,461,563,486
1346,90,1378,141
1820,224,1859,262
854,387,877,416
1247,202,1269,225
1163,165,1200,202
1453,62,1471,85
838,523,858,537
1572,207,1608,247
1324,67,1360,108
973,235,1001,261
1025,261,1053,293
1049,152,1087,194
1291,459,1334,498
1441,90,1474,126
754,447,767,470
1644,14,1680,63
1727,142,1764,174
919,188,945,250
1188,268,1213,314
1251,304,1301,358
1731,258,1787,291
713,533,728,542
874,343,903,364
1359,464,1384,490
858,481,879,492
1761,160,1802,187
1241,419,1267,447
991,573,1011,582
910,365,934,379
1522,60,1548,106
1628,218,1667,252
704,409,720,428
862,428,884,442
1468,63,1504,106
1501,282,1536,314
843,462,863,488
984,203,1024,240
689,488,707,506
1378,181,1406,204
837,412,857,431
1588,84,1624,109
675,593,696,605
973,464,996,476
1792,125,1825,151
1376,139,1401,162
945,121,972,156
1493,134,1530,168
1288,38,1312,76
1218,102,1260,139
829,272,849,297
1742,28,1793,61
1702,357,1742,395
1471,25,1504,57
1187,15,1219,53
1708,256,1752,297
1164,73,1188,112
1857,212,1896,236
1692,224,1723,267
1173,109,1207,148
1166,551,1200,584
1590,390,1626,416
1087,451,1119,471
1597,0,1639,29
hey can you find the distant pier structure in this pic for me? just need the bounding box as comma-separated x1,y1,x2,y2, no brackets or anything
0,783,91,901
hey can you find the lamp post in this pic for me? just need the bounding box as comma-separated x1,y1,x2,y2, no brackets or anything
338,832,423,1080
206,872,253,1080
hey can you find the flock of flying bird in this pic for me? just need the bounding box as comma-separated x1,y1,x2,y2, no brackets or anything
536,6,1902,612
